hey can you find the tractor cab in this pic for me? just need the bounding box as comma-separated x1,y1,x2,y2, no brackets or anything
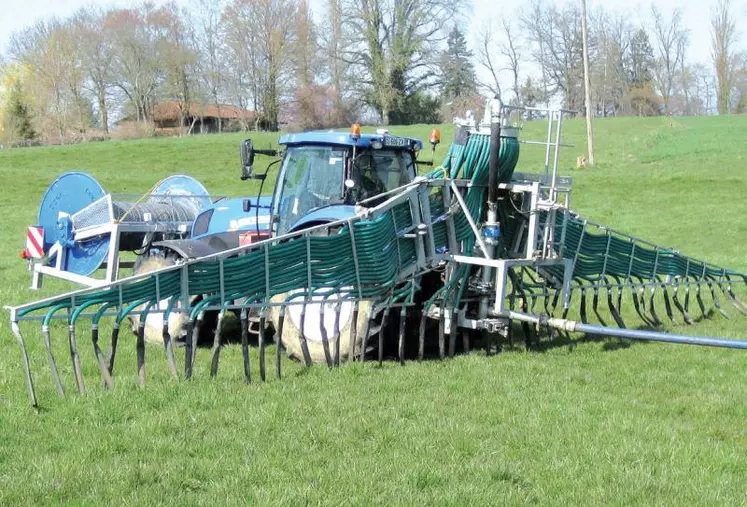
270,130,423,235
173,128,425,257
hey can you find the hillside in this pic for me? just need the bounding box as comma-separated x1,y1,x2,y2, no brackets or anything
0,115,745,505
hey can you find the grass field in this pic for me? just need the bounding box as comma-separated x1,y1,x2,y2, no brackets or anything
0,115,746,505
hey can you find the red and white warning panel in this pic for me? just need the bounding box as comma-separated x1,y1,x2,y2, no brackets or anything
25,226,45,259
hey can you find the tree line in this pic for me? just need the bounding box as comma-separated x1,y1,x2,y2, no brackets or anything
0,0,744,144
478,0,745,118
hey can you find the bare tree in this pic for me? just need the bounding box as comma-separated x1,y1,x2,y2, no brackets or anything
475,20,503,99
320,0,353,125
521,1,550,104
157,3,199,133
292,0,323,129
294,0,317,88
340,0,459,124
222,1,259,124
500,19,522,103
57,21,90,139
677,62,695,114
323,0,344,124
710,0,738,114
694,63,716,114
474,16,522,104
732,54,747,113
581,0,595,164
72,7,115,134
9,20,81,140
223,0,296,131
521,0,586,111
590,8,631,116
108,5,168,122
650,5,688,115
193,0,226,131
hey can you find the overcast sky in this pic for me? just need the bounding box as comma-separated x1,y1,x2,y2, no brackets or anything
1,0,743,91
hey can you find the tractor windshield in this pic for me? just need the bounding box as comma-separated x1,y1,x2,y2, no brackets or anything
275,145,346,235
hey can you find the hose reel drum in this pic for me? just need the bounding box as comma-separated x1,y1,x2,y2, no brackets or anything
33,171,211,284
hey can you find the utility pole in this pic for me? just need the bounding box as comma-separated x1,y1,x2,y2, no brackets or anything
580,0,595,165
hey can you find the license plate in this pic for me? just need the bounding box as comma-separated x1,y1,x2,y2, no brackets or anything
383,136,408,147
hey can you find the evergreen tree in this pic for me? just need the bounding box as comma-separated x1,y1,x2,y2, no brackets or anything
626,29,661,116
390,91,442,125
520,77,545,107
4,81,36,141
519,77,547,119
627,29,654,87
440,25,478,99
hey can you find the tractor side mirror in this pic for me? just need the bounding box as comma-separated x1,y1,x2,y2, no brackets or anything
242,199,252,212
240,139,255,180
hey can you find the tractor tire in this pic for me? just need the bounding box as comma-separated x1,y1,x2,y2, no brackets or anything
269,290,375,364
129,254,188,344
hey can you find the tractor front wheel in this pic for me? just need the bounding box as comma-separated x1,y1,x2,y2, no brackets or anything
269,291,374,363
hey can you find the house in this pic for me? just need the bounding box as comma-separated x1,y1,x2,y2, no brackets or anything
153,101,255,133
120,101,256,135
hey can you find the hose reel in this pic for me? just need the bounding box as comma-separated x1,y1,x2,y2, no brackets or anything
36,172,211,276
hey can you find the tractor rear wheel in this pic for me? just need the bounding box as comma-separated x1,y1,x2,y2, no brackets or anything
129,254,188,344
269,291,374,363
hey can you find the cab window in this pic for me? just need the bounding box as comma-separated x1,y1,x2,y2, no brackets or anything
354,149,410,201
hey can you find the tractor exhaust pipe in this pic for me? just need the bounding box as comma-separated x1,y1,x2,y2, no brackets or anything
505,311,747,350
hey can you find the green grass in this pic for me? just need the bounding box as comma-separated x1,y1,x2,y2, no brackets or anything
1,116,746,505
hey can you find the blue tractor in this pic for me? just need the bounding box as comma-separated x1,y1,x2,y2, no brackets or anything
138,127,432,361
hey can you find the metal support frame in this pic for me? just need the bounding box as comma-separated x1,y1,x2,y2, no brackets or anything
526,181,541,259
417,186,437,264
450,180,490,259
28,192,206,290
451,255,569,315
441,184,459,255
